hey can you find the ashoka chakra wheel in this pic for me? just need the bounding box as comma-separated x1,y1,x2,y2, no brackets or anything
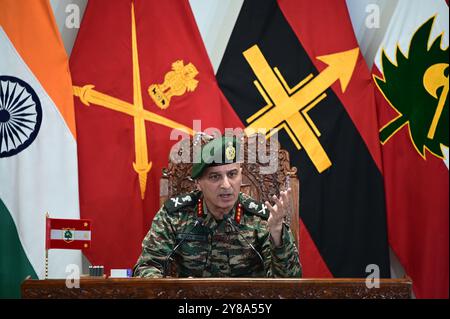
0,75,42,158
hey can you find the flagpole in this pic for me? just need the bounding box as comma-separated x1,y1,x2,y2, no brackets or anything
45,212,49,280
45,249,48,280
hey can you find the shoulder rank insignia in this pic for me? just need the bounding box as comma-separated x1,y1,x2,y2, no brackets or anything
239,193,269,220
164,191,200,213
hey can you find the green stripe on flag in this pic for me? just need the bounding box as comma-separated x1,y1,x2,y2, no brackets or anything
0,198,38,299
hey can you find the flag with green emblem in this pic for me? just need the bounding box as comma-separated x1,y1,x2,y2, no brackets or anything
372,0,448,298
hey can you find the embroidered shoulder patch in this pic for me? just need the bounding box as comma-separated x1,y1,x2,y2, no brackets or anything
164,191,200,213
239,193,269,220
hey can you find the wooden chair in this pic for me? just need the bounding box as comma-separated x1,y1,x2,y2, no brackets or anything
159,134,300,249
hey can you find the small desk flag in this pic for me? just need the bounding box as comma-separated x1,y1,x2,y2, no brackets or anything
46,217,92,250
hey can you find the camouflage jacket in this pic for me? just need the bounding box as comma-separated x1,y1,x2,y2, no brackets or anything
133,191,302,278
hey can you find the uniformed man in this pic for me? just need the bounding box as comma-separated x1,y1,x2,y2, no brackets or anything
133,135,302,278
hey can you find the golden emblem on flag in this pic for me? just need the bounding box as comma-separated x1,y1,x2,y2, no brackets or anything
148,60,199,109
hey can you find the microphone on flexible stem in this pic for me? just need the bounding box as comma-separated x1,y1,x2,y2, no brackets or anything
163,217,204,278
224,214,265,270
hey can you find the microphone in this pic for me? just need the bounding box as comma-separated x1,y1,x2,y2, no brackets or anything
163,217,204,278
224,214,265,270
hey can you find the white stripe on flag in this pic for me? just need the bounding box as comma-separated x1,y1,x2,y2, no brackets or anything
50,230,91,241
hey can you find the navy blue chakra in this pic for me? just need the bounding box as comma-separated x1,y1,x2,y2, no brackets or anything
0,75,42,158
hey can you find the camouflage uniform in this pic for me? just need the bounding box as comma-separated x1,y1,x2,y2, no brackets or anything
133,191,302,278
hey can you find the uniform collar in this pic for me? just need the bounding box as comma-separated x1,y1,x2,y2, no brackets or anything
196,193,243,229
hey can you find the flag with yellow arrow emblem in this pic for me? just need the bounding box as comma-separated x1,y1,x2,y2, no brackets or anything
217,0,390,278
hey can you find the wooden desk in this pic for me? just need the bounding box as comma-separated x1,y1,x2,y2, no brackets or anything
22,277,412,299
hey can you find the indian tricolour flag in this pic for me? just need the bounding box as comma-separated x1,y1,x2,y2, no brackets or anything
0,0,81,298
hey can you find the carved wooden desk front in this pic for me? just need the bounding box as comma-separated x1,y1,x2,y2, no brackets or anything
22,277,412,299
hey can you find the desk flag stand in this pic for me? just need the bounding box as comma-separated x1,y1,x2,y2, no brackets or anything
45,213,92,279
45,212,49,279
